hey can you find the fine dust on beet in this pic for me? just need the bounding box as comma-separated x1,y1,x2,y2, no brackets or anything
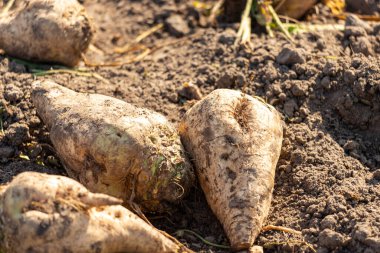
0,1,379,253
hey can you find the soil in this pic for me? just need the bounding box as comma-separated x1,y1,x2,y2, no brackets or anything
1,1,380,253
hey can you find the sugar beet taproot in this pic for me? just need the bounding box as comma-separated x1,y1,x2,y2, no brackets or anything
0,172,192,253
0,0,94,66
179,89,283,250
31,80,194,212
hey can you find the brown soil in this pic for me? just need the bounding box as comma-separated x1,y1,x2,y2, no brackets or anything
0,1,379,253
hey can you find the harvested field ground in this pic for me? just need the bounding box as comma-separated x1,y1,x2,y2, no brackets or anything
0,1,379,252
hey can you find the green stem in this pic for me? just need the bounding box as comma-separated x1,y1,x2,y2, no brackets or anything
268,5,293,42
8,57,69,71
235,0,254,45
266,22,274,37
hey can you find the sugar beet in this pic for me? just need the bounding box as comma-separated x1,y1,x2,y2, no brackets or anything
32,80,194,212
179,89,283,250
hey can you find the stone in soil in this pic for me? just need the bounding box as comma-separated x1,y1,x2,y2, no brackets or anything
165,14,190,37
276,46,306,65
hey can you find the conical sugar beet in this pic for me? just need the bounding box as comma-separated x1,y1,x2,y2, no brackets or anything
0,172,192,253
0,0,94,66
31,80,194,212
179,89,283,250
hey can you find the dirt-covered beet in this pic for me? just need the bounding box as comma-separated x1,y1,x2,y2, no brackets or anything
31,81,194,213
0,0,379,252
0,172,191,253
180,89,283,251
0,0,94,66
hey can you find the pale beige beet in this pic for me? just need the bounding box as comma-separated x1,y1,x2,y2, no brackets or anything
31,80,194,212
0,172,191,253
0,0,94,66
179,89,283,250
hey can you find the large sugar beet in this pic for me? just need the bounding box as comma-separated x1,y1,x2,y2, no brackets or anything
31,80,194,212
0,0,94,66
0,172,191,253
179,89,283,250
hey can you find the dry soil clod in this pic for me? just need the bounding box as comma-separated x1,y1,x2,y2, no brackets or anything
0,172,191,253
179,89,283,250
31,80,194,212
0,0,94,66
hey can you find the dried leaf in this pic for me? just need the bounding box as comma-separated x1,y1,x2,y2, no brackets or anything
323,0,345,15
